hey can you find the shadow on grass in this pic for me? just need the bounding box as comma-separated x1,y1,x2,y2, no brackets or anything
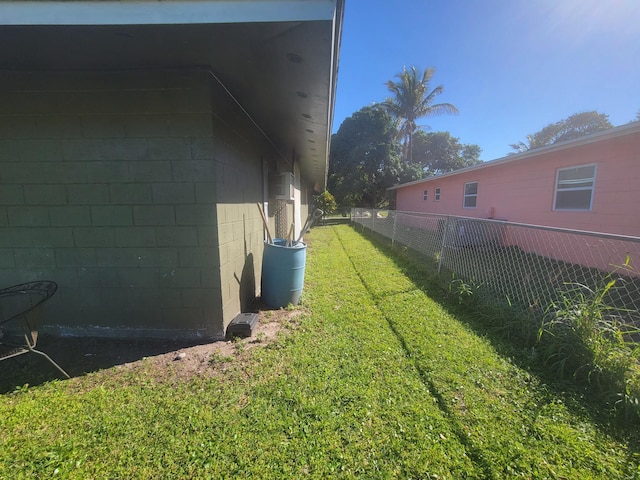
0,336,208,394
317,217,351,226
349,224,640,450
0,298,277,394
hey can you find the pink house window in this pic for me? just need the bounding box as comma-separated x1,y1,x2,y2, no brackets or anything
435,187,441,201
463,181,477,208
423,189,428,201
554,164,596,211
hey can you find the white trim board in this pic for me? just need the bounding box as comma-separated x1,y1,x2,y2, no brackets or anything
0,0,337,26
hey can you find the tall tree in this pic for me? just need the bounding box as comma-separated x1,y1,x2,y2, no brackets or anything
383,66,458,163
312,190,337,224
411,131,482,175
328,105,421,208
510,111,613,153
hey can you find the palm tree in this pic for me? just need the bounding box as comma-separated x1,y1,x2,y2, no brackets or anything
383,66,458,162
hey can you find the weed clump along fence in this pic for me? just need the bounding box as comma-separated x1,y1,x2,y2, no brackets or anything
351,208,640,420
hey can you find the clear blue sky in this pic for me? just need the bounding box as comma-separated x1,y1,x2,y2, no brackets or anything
332,0,640,161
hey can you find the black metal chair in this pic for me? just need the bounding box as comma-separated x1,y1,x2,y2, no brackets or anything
0,281,70,379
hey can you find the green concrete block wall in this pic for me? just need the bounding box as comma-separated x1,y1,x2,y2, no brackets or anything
0,68,260,339
209,127,268,327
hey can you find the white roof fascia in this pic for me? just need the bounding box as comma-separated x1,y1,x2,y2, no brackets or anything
321,0,343,190
0,0,337,26
388,121,640,191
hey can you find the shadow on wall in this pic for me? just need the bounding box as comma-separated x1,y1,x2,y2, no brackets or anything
233,214,258,314
239,252,255,313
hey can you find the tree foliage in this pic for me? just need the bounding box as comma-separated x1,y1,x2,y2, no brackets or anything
313,190,337,217
383,66,458,162
411,131,482,176
510,111,613,153
328,105,421,208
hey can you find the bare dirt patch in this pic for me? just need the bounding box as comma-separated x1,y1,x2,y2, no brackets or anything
114,307,306,382
0,307,307,392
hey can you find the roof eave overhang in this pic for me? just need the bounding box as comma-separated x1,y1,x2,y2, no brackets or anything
0,0,343,191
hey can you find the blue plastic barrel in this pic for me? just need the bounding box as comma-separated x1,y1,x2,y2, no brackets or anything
261,239,307,308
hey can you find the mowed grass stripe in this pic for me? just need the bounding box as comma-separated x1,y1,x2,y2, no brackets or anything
335,228,418,299
335,224,636,479
1,225,479,478
243,225,481,478
379,291,631,478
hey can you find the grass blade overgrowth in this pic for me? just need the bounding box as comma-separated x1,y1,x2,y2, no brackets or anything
0,224,638,478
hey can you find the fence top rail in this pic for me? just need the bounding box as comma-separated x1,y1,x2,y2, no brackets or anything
353,209,640,244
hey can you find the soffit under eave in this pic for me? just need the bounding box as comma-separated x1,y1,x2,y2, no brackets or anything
0,0,343,190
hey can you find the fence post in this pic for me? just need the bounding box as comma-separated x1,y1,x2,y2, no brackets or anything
438,215,450,274
392,210,398,248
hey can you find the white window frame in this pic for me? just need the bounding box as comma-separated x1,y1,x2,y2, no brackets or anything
423,189,428,201
463,181,478,208
553,163,597,211
434,187,441,202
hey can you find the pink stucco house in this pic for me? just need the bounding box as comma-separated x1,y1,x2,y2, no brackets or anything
391,122,640,237
389,122,640,273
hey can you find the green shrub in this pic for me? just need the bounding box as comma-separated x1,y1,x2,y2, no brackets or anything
538,260,640,420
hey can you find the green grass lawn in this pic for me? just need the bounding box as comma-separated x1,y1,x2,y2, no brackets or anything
1,224,639,478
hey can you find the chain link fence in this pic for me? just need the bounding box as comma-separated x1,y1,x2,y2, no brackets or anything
351,208,640,320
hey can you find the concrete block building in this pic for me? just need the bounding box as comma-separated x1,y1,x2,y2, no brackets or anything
0,0,344,339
